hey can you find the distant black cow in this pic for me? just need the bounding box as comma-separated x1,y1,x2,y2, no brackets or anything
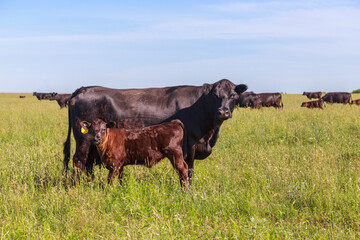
303,92,322,99
50,94,71,108
19,96,26,98
236,91,261,109
301,99,324,109
351,99,360,105
63,79,247,183
321,92,351,104
33,92,57,100
257,93,283,108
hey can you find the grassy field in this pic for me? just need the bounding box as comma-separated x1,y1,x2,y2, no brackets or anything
0,93,360,239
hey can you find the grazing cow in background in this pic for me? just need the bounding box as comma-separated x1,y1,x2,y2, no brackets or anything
63,79,247,184
19,96,26,98
322,92,352,104
303,92,322,99
50,94,72,108
257,93,283,108
351,99,360,105
79,119,188,186
301,99,325,109
236,91,261,109
33,92,57,100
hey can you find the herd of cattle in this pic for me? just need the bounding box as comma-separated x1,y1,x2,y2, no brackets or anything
27,79,359,187
301,91,360,109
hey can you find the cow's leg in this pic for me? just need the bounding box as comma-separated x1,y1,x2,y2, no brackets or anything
170,151,189,187
185,145,196,185
117,167,124,185
72,139,92,182
107,168,115,185
107,167,121,185
107,161,123,185
85,145,98,180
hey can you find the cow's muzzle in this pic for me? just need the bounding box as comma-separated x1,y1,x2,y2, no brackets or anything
93,137,102,145
218,109,231,119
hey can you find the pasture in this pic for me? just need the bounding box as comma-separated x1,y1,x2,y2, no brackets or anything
0,93,360,239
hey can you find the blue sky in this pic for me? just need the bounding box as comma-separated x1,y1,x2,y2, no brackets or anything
1,0,359,93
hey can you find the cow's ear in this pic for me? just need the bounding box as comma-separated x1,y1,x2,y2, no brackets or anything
106,121,116,129
80,121,91,130
235,84,248,94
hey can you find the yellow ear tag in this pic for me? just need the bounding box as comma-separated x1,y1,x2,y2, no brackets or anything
81,127,88,134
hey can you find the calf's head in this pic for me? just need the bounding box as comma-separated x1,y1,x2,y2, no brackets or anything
79,119,116,145
208,79,247,121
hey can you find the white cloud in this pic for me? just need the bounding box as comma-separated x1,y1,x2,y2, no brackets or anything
1,1,359,43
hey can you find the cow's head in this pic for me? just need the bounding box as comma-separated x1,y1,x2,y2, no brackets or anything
79,119,116,145
208,79,247,122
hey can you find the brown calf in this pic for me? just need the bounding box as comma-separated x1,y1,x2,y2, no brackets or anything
351,99,360,105
79,119,188,187
301,99,324,109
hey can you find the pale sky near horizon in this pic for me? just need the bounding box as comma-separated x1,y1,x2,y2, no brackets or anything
0,0,359,93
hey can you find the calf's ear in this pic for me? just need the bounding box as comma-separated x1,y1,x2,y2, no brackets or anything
106,121,116,128
235,84,248,94
79,121,91,129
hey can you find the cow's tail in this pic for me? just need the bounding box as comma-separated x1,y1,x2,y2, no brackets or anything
280,95,284,108
63,103,72,172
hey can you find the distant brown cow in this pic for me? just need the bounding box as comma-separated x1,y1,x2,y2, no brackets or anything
258,93,283,108
351,99,360,105
50,94,71,108
301,99,325,109
79,119,188,187
19,96,26,98
303,91,322,99
322,92,351,104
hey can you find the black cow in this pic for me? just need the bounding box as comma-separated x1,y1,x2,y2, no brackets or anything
236,91,261,109
257,93,283,108
33,92,57,100
303,92,322,99
163,81,247,182
50,94,72,108
321,92,352,104
63,79,247,183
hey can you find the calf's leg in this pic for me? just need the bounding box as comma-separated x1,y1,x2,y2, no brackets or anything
107,161,123,185
170,151,189,187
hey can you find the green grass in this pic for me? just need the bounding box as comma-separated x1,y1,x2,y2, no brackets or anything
1,93,360,239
